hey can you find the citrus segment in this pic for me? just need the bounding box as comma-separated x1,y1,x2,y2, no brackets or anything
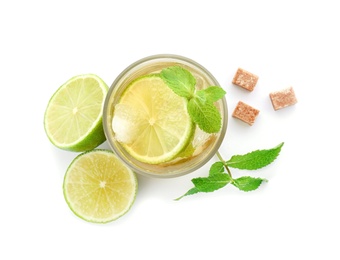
44,74,108,152
112,75,194,164
63,149,138,223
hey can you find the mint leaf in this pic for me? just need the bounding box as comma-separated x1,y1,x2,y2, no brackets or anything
174,187,200,201
198,86,226,103
175,173,231,200
188,98,221,133
226,142,284,170
209,161,225,176
192,174,231,191
160,66,196,99
232,176,267,192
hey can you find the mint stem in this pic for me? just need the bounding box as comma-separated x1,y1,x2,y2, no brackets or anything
216,150,224,162
216,151,232,178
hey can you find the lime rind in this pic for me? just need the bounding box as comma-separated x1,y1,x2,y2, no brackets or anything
63,149,138,223
122,119,195,164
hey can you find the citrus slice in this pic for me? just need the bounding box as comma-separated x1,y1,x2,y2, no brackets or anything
44,74,108,152
63,149,138,223
112,74,194,164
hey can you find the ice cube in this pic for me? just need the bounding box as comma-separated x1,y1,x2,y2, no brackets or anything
112,104,143,144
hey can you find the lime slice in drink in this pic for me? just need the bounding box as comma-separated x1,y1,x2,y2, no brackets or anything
112,74,194,164
44,74,108,152
63,149,138,223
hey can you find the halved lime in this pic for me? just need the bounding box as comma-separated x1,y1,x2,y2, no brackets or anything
44,74,108,152
112,74,194,164
63,149,138,223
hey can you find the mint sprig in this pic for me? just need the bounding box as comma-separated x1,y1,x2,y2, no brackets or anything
160,66,226,133
175,142,284,200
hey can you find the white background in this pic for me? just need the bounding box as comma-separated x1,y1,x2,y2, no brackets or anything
1,0,339,259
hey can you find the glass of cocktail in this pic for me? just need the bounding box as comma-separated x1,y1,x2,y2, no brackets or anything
103,54,228,178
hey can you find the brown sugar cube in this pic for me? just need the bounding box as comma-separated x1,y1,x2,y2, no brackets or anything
269,87,298,110
232,101,260,126
232,68,259,91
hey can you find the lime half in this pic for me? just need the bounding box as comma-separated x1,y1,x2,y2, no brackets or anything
112,75,194,164
44,74,108,152
63,149,138,223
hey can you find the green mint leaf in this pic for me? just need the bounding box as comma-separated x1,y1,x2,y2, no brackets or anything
175,173,232,200
194,89,208,103
209,161,225,176
188,98,222,133
160,66,196,99
174,187,200,201
226,142,284,170
192,174,231,192
198,86,226,103
232,176,267,192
